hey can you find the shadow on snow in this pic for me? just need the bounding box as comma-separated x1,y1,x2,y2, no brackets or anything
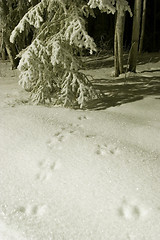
84,52,160,110
86,75,160,110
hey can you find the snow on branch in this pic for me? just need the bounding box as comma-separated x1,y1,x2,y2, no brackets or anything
116,0,132,16
10,0,99,108
88,0,116,13
88,0,132,15
64,18,96,54
49,39,80,71
64,5,96,54
59,71,97,108
18,38,56,103
10,0,47,43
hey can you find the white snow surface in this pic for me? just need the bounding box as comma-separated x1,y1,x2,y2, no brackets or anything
0,56,160,240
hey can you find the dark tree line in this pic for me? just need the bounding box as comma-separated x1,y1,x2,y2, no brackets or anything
88,0,159,53
0,0,39,68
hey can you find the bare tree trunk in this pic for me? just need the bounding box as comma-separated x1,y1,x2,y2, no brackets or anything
139,0,147,53
5,43,19,69
0,0,8,60
128,0,142,72
3,30,19,68
0,29,7,60
153,0,157,50
114,24,119,77
114,11,125,77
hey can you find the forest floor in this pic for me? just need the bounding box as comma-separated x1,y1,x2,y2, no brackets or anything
0,52,160,240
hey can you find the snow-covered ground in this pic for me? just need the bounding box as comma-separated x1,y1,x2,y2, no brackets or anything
0,54,160,240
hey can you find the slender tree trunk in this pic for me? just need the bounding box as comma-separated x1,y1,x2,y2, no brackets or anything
114,11,125,77
1,29,7,60
3,30,19,68
114,24,119,77
5,43,19,69
0,0,8,60
153,0,157,50
128,0,142,72
139,0,147,53
1,47,7,60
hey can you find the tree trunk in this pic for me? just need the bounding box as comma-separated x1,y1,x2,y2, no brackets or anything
153,0,157,51
0,29,7,60
139,0,147,53
1,46,7,60
114,11,125,77
114,24,119,77
128,0,142,72
3,30,19,68
5,42,19,69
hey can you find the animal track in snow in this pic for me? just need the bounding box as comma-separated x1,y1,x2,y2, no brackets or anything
118,199,149,220
78,115,88,120
16,204,47,217
96,144,120,156
47,132,66,149
46,126,77,149
85,134,96,139
36,158,61,182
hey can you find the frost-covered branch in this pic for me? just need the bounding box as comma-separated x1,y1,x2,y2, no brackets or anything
10,0,47,43
88,0,132,15
64,4,96,53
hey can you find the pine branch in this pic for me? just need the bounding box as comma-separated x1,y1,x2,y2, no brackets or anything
10,0,47,43
10,0,99,108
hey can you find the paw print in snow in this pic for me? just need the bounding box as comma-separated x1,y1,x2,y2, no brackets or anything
78,115,88,120
46,126,76,149
47,131,65,149
118,199,149,220
36,158,61,182
16,204,47,217
96,144,120,156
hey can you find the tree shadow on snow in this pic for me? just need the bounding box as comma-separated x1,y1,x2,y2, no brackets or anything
83,54,114,69
136,53,160,66
86,75,160,110
83,52,160,70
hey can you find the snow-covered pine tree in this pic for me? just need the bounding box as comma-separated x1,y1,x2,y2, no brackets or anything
10,0,98,108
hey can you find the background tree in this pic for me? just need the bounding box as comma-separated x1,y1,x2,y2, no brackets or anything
0,0,31,68
114,10,125,77
128,0,142,72
113,1,133,77
139,0,147,53
88,0,132,77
